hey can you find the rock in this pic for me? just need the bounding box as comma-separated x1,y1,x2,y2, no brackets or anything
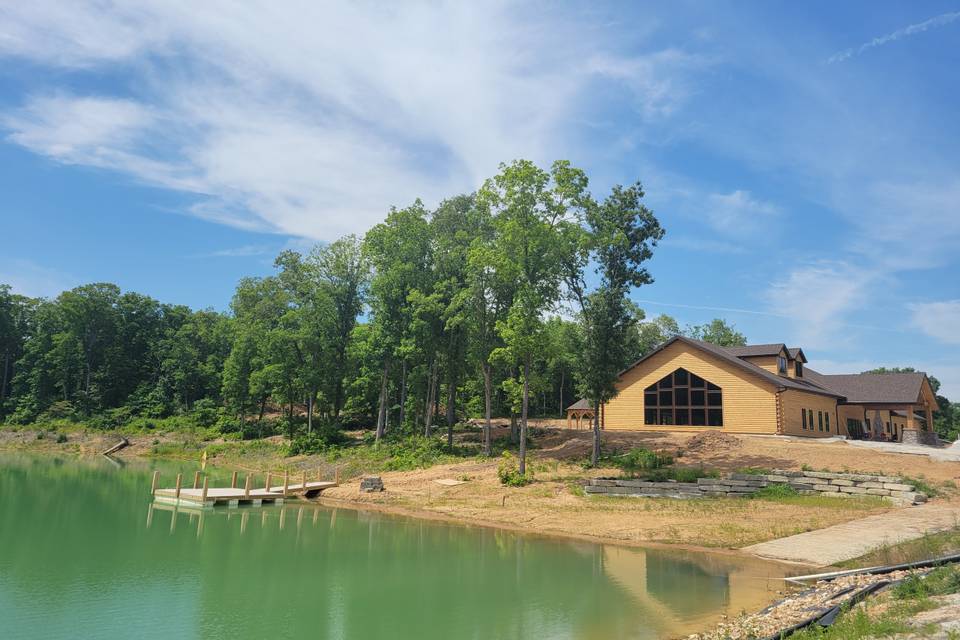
883,483,914,492
813,484,840,492
360,476,384,493
839,486,869,494
829,479,854,486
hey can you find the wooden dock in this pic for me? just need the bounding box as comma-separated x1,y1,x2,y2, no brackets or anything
151,469,339,508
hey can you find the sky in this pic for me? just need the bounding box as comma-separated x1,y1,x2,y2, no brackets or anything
1,1,959,396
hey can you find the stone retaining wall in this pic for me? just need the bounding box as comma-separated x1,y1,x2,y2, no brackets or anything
583,469,927,505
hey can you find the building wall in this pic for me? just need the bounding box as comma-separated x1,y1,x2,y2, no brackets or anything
740,355,780,375
779,389,839,437
838,405,866,436
603,342,779,434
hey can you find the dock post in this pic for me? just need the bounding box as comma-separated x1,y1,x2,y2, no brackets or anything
175,473,183,499
231,471,238,489
201,476,209,504
244,474,251,499
335,467,341,485
150,470,160,495
301,471,307,492
266,472,272,492
283,470,289,497
193,470,200,489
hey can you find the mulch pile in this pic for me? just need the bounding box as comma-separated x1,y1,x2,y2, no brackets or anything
682,431,743,455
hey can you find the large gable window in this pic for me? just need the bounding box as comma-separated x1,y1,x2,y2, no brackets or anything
644,368,723,427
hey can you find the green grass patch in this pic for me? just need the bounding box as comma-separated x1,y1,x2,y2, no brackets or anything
751,482,799,500
838,526,960,568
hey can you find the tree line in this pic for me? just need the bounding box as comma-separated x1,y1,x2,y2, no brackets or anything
16,160,950,472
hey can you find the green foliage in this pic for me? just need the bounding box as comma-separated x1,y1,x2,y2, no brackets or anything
894,566,960,600
288,424,350,455
751,483,800,500
497,451,533,487
684,318,747,347
55,432,68,444
613,447,673,476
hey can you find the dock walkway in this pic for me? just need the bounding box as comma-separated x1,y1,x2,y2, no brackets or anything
151,470,338,508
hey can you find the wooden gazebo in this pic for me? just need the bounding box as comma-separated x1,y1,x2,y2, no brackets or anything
566,398,595,430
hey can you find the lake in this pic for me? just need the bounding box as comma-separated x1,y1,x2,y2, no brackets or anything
0,454,794,639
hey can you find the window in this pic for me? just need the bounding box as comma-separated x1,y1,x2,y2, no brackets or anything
643,367,722,427
778,356,787,375
886,421,891,433
808,409,814,430
795,361,803,378
802,409,807,430
818,411,823,431
825,413,830,432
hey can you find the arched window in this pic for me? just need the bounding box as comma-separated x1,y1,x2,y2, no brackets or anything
643,368,722,426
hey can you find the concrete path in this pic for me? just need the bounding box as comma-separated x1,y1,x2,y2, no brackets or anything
742,504,960,567
846,439,960,462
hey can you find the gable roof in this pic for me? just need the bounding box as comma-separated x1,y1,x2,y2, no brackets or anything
620,336,844,398
803,369,927,404
566,398,593,411
787,347,807,363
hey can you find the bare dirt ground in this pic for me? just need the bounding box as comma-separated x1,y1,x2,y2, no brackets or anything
5,425,960,553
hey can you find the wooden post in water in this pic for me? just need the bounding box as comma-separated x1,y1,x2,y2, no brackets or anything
301,471,307,491
193,470,200,489
150,470,159,495
265,472,272,492
335,467,341,485
201,476,209,504
174,473,182,499
283,470,289,497
244,474,251,499
231,471,238,488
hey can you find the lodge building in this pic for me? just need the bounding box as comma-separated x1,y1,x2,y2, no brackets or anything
568,337,939,444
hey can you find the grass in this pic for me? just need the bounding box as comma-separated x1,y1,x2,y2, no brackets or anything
837,525,960,568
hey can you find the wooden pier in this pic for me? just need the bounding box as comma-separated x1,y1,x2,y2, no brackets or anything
151,469,339,508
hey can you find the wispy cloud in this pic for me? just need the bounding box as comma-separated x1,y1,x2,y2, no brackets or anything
909,300,960,346
0,259,77,298
0,2,705,242
192,245,275,259
827,11,960,64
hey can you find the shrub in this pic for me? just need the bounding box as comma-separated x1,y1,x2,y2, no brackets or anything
37,401,78,423
382,435,451,471
497,452,533,487
55,433,68,444
614,448,673,476
288,424,350,456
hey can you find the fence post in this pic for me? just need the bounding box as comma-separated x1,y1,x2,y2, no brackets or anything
201,476,209,504
193,470,200,489
175,473,182,499
283,470,289,497
231,471,238,489
265,472,272,492
150,470,160,495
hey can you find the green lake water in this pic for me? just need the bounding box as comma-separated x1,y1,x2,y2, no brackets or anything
0,454,794,639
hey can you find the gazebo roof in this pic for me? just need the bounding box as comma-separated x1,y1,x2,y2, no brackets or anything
566,398,593,411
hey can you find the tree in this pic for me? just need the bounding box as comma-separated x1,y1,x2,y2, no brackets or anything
480,159,592,475
364,201,432,443
578,183,663,465
685,318,747,347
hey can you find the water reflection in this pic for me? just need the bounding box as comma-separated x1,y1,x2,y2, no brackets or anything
0,454,795,639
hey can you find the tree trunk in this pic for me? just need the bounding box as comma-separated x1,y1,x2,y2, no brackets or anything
375,360,390,443
446,370,456,448
424,359,437,437
399,359,407,429
559,370,564,420
519,358,530,476
0,350,8,403
307,391,316,434
258,396,267,422
510,367,519,444
483,363,492,457
591,400,601,466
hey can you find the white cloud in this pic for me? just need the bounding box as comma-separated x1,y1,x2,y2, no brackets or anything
0,1,705,242
827,11,960,64
910,300,960,346
765,261,877,349
0,259,77,298
703,189,781,236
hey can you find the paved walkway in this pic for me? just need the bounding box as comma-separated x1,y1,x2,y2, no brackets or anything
846,439,960,462
743,504,960,567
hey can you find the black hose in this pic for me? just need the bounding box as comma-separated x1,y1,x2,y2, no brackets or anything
756,580,890,640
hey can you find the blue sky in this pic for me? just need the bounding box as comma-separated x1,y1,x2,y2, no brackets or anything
1,1,959,395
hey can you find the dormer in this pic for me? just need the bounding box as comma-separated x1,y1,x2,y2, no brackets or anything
787,347,807,379
724,343,791,377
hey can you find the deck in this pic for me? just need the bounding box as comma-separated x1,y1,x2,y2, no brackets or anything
151,470,338,508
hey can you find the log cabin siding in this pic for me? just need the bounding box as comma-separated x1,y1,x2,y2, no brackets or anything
603,341,779,434
779,389,839,437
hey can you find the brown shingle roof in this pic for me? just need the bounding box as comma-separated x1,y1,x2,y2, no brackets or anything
724,343,787,358
620,337,844,399
566,398,593,411
787,347,807,363
803,369,926,404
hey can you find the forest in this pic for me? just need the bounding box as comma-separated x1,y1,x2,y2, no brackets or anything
2,160,956,469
